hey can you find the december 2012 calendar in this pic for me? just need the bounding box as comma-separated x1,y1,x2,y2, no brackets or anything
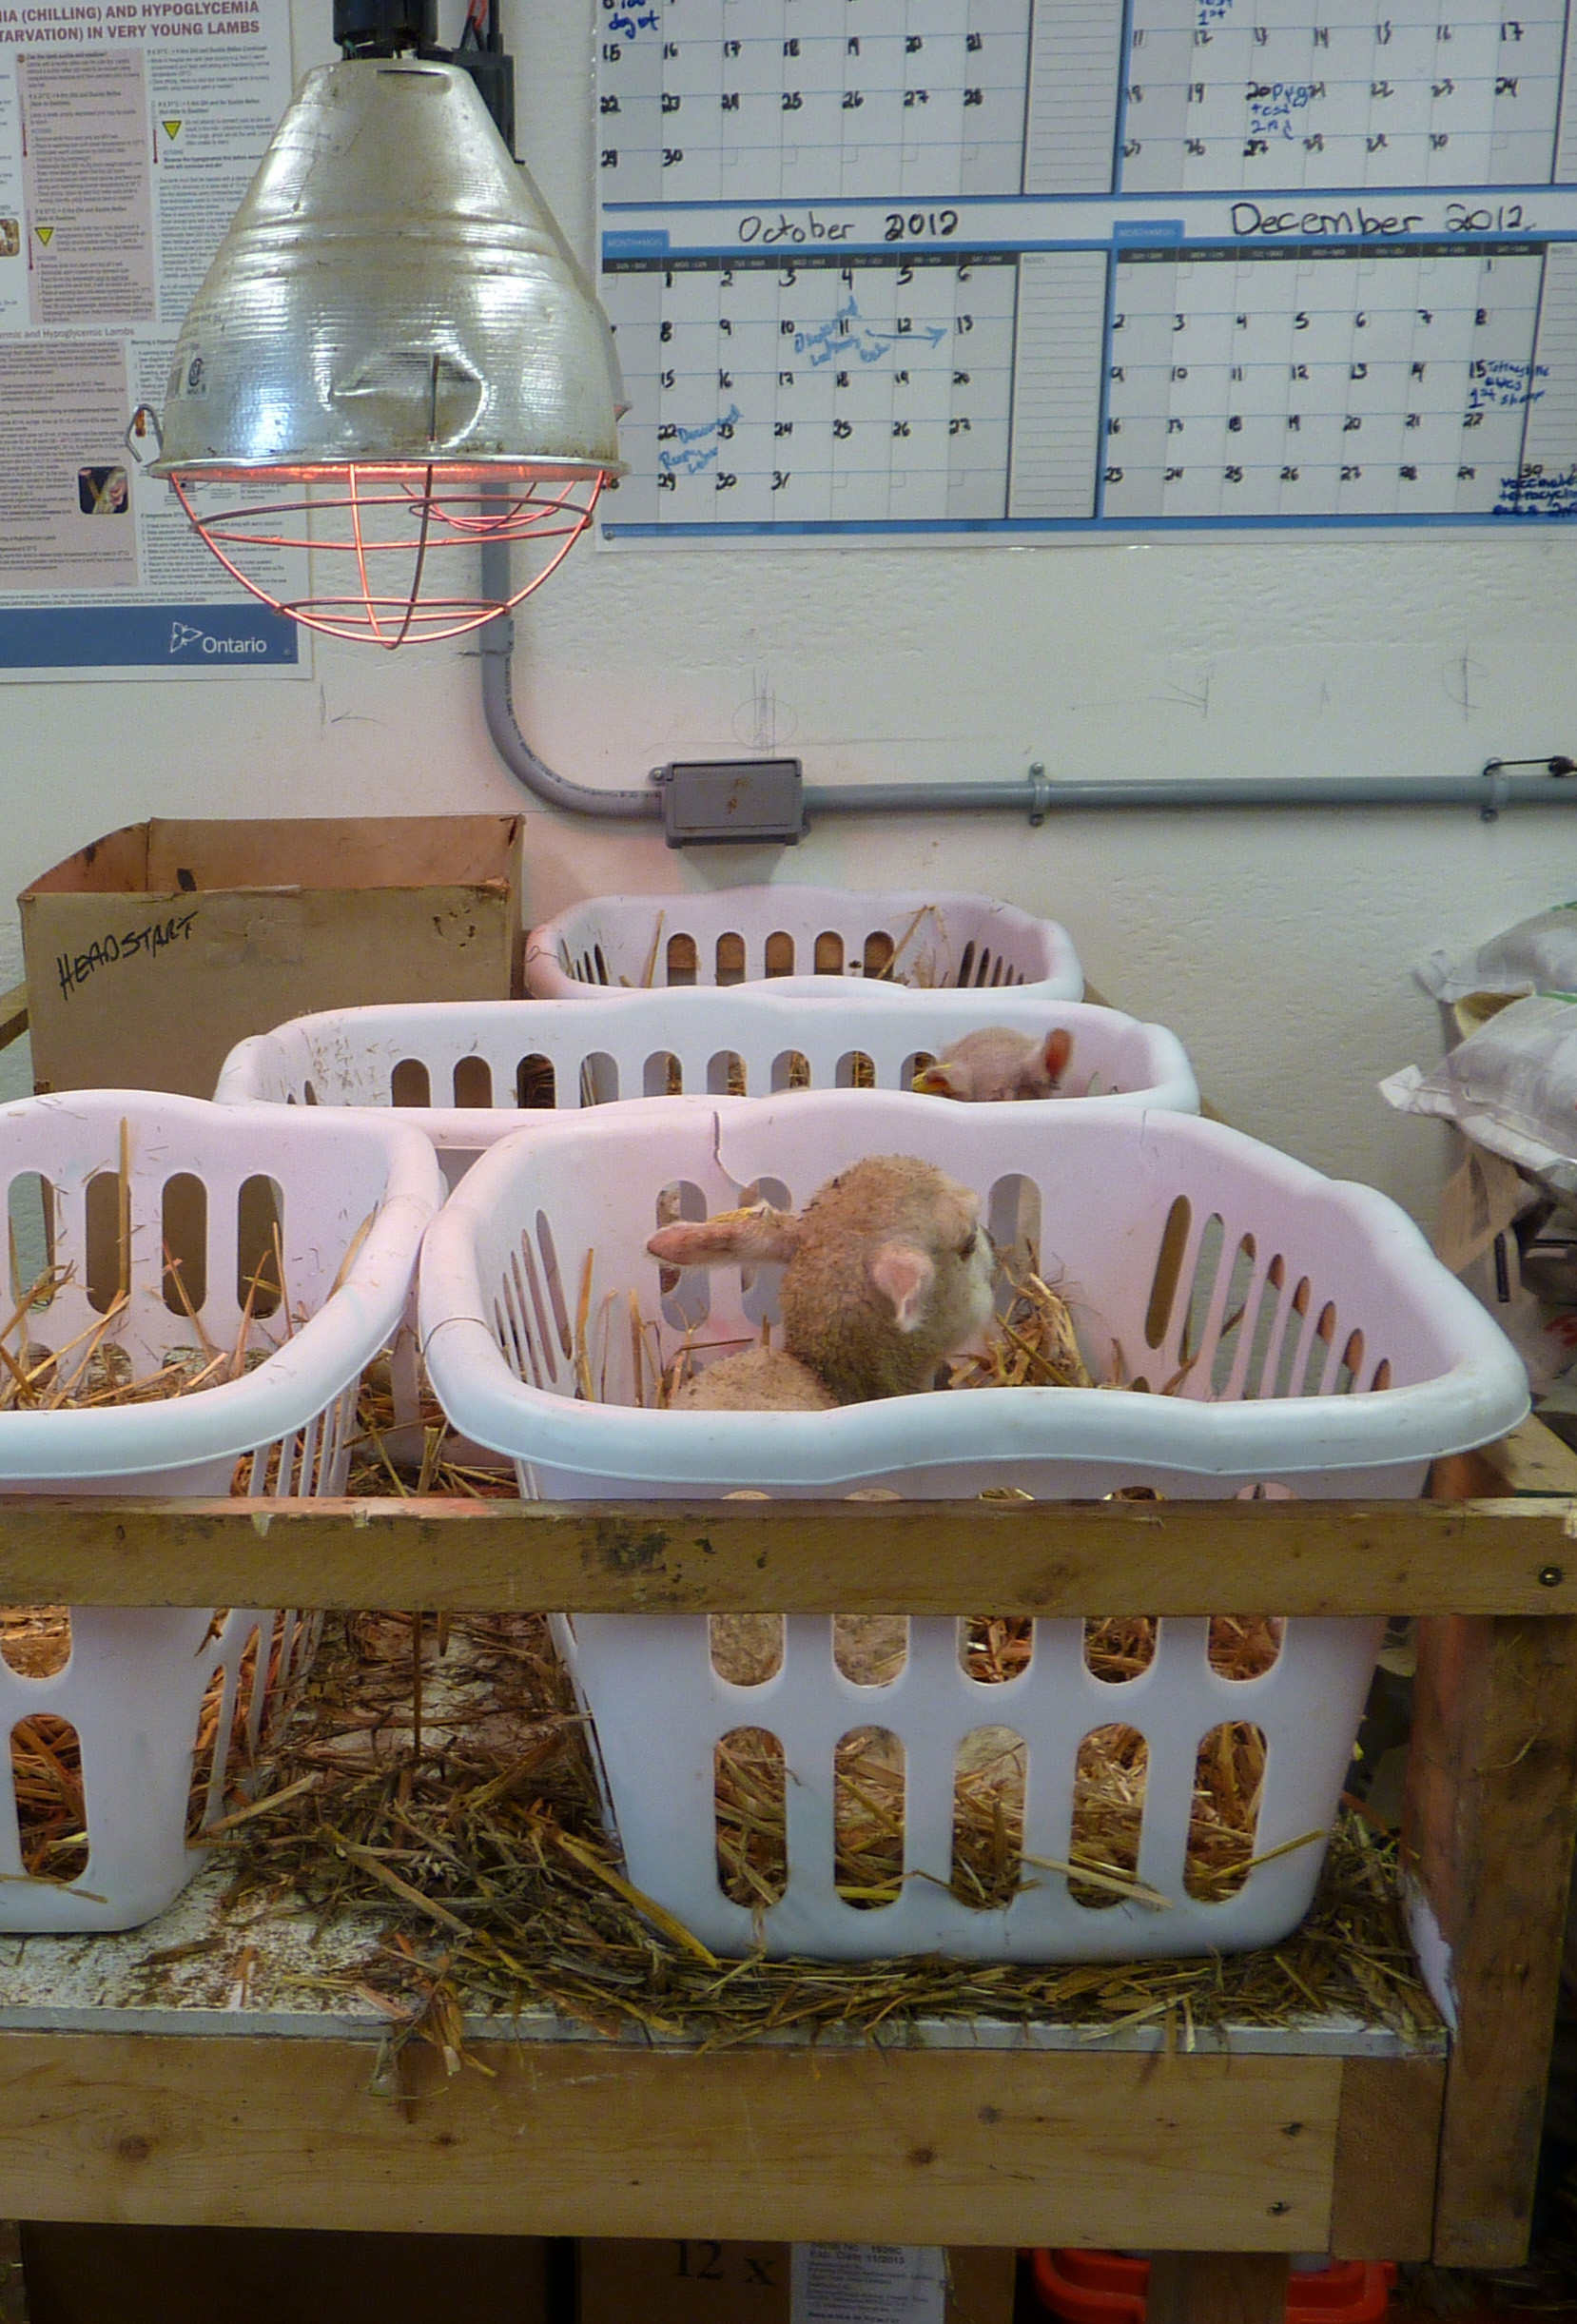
594,0,1577,537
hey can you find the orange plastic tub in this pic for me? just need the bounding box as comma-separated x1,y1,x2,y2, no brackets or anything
1030,2249,1395,2322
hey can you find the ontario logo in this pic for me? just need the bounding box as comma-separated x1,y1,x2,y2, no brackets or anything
167,620,270,657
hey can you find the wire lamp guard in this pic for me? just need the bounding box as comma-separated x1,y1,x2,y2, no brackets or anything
148,0,623,649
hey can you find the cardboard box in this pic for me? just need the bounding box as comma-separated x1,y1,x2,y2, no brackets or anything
21,815,523,1100
576,2240,1016,2324
19,2224,552,2324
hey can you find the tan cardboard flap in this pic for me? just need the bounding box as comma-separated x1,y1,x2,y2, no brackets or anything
24,823,149,897
145,815,520,893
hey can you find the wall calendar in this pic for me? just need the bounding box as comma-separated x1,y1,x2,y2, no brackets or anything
594,0,1577,538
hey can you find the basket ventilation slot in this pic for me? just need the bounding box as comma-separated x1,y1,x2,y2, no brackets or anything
7,1174,54,1306
833,1726,904,1909
1184,1723,1265,1900
453,1058,493,1110
12,1713,88,1885
950,1724,1025,1910
715,1727,788,1907
1084,1616,1157,1683
534,1213,574,1359
516,1055,555,1110
832,1613,906,1687
237,1177,283,1319
579,1053,619,1107
655,1182,711,1329
0,1611,70,1678
738,1177,792,1322
1068,1724,1146,1908
161,1174,207,1315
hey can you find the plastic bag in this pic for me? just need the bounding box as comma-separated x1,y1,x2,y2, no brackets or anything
1420,905,1577,1005
1382,992,1577,1196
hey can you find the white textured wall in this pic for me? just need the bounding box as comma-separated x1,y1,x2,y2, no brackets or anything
3,0,1577,1218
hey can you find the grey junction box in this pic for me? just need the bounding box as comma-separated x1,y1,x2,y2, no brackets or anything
654,759,805,847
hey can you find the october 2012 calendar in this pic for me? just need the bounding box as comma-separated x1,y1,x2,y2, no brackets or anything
594,0,1577,537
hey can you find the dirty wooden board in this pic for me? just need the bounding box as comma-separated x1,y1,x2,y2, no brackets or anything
0,2036,1346,2248
0,1494,1573,1613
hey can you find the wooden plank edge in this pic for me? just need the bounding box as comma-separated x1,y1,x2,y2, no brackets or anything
1404,1612,1577,2270
0,1494,1573,1612
0,983,26,1056
1328,2054,1444,2261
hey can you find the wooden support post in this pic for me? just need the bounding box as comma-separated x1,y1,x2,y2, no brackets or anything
1144,2254,1291,2322
1404,1610,1577,2267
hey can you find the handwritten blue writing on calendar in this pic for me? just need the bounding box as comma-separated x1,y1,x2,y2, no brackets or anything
1496,465,1577,516
1248,83,1319,140
1470,361,1549,411
794,296,949,369
658,405,743,476
604,4,658,37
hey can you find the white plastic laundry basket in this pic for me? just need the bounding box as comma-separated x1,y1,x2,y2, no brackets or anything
419,1092,1526,1962
0,1091,441,1931
215,986,1197,1173
523,887,1082,1000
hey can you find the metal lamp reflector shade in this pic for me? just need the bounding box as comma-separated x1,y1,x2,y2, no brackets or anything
150,58,624,648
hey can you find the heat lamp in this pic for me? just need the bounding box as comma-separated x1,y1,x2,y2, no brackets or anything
150,0,623,649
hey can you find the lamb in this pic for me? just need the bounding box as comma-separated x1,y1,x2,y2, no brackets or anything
913,1025,1073,1103
646,1154,997,1411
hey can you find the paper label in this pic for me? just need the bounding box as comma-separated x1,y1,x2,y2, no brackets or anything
1434,1142,1528,1277
790,2246,946,2324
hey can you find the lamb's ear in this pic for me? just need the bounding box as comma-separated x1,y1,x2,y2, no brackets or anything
868,1241,935,1332
1042,1027,1074,1084
913,1061,966,1098
647,1203,802,1268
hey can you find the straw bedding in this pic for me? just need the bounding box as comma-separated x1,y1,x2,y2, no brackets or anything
190,1587,1432,2059
0,1280,1431,2063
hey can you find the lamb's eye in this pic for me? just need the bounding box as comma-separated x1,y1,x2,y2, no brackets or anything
959,1229,978,1260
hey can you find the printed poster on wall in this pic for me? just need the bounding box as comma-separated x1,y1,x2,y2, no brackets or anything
0,0,306,676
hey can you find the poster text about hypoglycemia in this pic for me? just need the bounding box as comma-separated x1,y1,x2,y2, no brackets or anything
0,0,305,674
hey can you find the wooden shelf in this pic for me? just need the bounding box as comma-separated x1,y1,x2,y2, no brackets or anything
0,1489,1571,1614
0,2027,1444,2255
0,1429,1570,2291
0,1861,1444,2247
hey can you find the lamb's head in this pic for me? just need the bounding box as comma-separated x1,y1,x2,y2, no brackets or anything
647,1155,997,1405
914,1025,1073,1103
